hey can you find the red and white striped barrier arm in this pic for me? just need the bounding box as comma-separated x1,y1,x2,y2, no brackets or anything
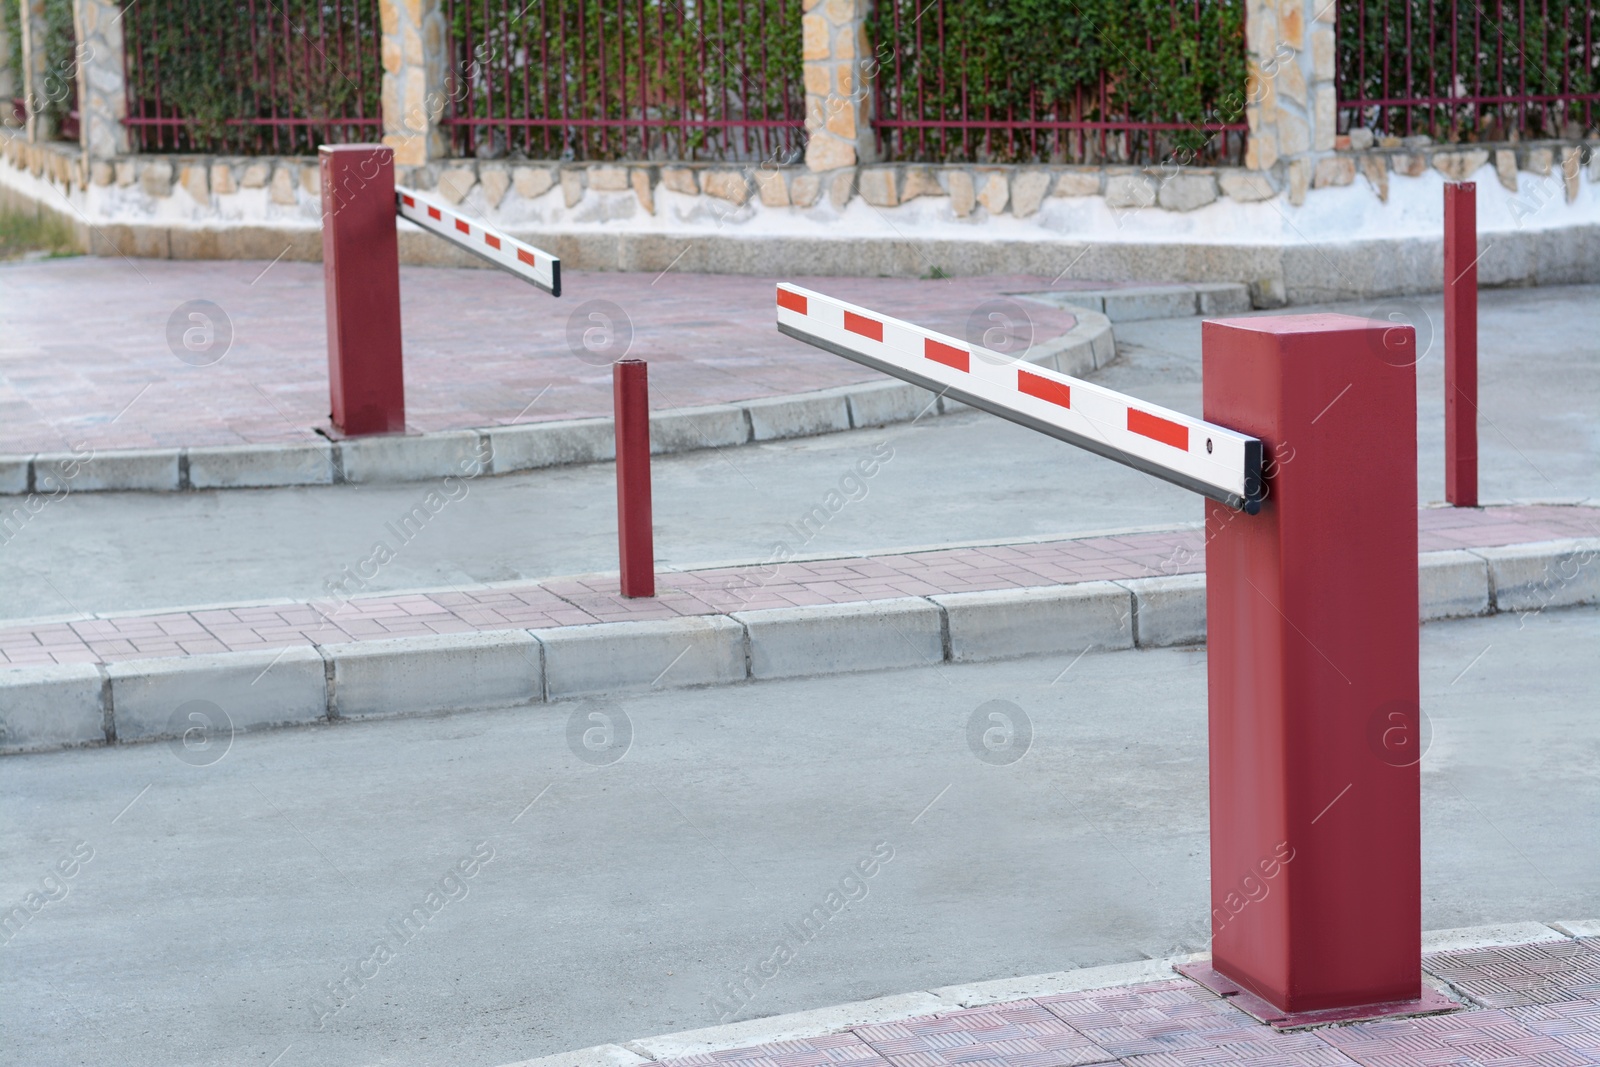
776,283,1264,512
395,186,561,297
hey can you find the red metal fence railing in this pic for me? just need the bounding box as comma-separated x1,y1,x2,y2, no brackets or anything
440,0,806,162
121,0,383,154
867,0,1250,166
1337,0,1599,142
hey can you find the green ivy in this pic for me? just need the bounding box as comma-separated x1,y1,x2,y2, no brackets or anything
444,0,803,160
3,2,21,101
1338,0,1599,142
118,0,382,154
38,0,77,135
867,0,1247,163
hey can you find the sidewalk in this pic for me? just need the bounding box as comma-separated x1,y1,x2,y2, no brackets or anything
2,504,1593,669
542,928,1600,1067
0,258,1085,455
2,505,1595,753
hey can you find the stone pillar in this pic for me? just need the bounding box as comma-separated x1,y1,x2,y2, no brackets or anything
380,0,449,165
802,0,877,171
72,0,129,158
1244,0,1337,202
20,0,54,142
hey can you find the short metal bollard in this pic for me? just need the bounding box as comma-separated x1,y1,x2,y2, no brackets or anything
613,359,655,598
1444,181,1479,508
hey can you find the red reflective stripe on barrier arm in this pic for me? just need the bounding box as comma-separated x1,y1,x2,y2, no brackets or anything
1128,408,1189,450
773,283,1263,510
396,185,561,296
844,311,883,341
1018,369,1070,408
925,338,969,372
320,144,405,436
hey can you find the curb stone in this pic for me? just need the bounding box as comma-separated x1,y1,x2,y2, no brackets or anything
491,922,1592,1067
0,305,1111,496
1,540,1593,754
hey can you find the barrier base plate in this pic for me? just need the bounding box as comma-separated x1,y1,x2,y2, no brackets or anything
1175,961,1463,1030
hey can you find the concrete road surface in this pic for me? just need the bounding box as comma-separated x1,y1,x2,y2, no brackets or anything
2,606,1595,1067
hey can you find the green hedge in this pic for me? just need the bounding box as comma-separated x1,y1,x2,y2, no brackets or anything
3,2,20,99
1338,0,1599,142
445,0,804,161
4,0,76,136
868,0,1247,164
119,0,382,153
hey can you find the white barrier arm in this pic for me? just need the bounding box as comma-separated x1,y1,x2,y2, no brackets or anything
776,283,1263,512
396,186,561,297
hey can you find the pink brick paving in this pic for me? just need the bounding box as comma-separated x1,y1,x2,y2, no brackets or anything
0,258,1081,454
0,504,1592,669
654,939,1600,1067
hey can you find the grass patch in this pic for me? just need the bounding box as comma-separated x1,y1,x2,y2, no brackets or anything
0,208,81,262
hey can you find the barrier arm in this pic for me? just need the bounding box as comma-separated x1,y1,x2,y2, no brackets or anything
396,186,562,297
776,284,1263,512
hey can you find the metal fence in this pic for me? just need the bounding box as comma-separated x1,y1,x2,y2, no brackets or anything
440,0,806,162
121,0,383,154
868,0,1250,165
1337,0,1599,141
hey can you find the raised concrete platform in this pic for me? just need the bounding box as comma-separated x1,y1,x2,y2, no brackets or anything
501,925,1600,1067
3,505,1592,753
0,258,1136,493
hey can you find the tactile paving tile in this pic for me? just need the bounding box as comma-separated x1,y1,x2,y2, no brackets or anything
658,1032,891,1067
1121,1029,1362,1066
1034,980,1269,1059
852,999,1116,1067
1424,940,1600,1008
1313,1006,1599,1066
1505,999,1600,1058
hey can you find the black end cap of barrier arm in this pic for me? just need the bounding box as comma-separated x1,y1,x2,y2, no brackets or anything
1238,438,1265,514
549,258,561,298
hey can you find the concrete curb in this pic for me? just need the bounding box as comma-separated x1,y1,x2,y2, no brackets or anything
491,921,1595,1067
0,297,1128,496
2,538,1593,755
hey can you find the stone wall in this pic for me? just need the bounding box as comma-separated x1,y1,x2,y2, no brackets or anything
6,128,1599,306
6,129,1596,226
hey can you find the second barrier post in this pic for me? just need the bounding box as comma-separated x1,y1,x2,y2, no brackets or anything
614,359,655,598
319,144,406,436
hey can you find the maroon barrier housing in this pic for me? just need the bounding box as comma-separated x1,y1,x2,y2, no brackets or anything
319,144,405,436
1444,182,1479,508
1197,314,1421,1014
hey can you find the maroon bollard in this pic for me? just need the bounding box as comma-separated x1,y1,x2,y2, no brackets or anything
319,144,406,436
613,359,655,597
1444,181,1478,507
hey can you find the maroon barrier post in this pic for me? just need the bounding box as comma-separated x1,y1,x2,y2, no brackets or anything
613,359,655,597
1185,314,1438,1022
319,144,406,436
1444,181,1478,507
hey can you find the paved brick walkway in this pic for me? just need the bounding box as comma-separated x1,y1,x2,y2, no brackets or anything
0,504,1591,668
660,936,1600,1067
0,258,1081,454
